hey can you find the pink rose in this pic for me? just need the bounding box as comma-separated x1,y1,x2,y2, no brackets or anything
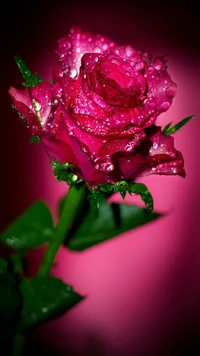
9,26,185,186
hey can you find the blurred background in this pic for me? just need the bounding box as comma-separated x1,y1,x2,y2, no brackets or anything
1,0,200,354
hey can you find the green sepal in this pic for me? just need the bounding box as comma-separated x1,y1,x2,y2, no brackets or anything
89,181,153,216
30,136,41,143
52,160,82,185
88,189,103,217
14,55,42,88
127,182,153,212
163,115,194,135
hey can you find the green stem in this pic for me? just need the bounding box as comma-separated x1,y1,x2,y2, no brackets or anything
37,184,87,276
12,332,24,356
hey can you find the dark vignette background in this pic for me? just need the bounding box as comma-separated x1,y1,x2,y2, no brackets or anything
0,1,200,355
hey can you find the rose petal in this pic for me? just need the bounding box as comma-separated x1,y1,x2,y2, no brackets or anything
118,126,185,180
53,25,116,80
9,82,53,137
9,86,42,136
117,155,147,180
31,82,52,126
145,56,177,115
42,120,110,184
98,131,146,157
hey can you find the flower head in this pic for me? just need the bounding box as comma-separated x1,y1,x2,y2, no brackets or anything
9,26,187,203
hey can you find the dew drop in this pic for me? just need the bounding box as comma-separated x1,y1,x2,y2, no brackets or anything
153,142,158,149
76,47,81,53
41,307,47,313
166,85,177,98
6,237,15,246
94,157,114,173
124,144,133,152
80,146,88,154
148,66,155,73
71,174,78,182
70,69,77,78
135,62,144,71
170,152,176,159
65,41,71,50
161,101,170,111
44,228,52,237
103,44,108,51
125,45,136,57
93,47,101,53
155,64,164,72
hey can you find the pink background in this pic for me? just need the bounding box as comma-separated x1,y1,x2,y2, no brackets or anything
1,1,200,354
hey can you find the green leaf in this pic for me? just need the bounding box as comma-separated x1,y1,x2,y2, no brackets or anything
19,276,83,330
66,200,161,251
0,201,54,249
14,55,42,88
30,136,41,143
163,115,195,135
128,182,153,212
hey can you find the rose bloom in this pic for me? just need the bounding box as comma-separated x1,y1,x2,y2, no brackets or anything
9,26,185,186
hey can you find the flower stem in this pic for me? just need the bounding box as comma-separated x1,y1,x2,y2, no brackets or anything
37,184,87,276
12,332,24,356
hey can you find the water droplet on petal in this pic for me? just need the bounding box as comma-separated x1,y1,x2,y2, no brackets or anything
170,152,176,159
93,47,101,53
80,145,88,154
166,85,177,98
125,45,136,57
135,62,144,71
94,157,114,173
161,101,170,111
103,44,108,50
65,41,71,50
155,64,164,72
148,66,155,73
153,142,158,149
70,69,77,78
